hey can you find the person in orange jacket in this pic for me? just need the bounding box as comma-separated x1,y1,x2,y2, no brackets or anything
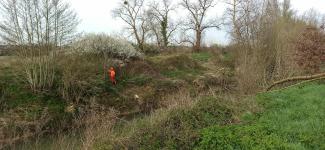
108,67,117,85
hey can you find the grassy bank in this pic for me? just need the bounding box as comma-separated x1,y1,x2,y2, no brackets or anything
197,80,325,149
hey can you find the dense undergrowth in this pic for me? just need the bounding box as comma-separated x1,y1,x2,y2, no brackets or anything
93,79,324,150
94,97,236,149
0,51,221,148
1,50,324,150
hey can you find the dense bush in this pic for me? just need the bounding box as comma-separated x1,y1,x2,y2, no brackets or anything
71,34,143,59
142,44,161,55
57,54,106,103
295,27,325,73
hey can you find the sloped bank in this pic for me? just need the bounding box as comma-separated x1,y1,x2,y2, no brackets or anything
197,80,325,149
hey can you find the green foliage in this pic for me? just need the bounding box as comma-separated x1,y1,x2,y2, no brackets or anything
142,44,161,55
161,16,169,47
220,51,235,69
191,52,213,62
157,54,203,71
197,81,325,149
123,75,152,86
0,69,67,119
151,54,205,79
197,124,299,150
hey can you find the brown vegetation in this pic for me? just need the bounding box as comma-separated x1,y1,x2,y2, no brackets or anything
1,0,325,149
295,27,325,73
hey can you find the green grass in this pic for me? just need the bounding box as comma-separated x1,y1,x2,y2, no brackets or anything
120,74,153,86
0,68,68,120
191,52,213,62
197,81,325,149
161,69,202,79
148,53,205,79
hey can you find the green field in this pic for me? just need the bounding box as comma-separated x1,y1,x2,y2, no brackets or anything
197,81,325,149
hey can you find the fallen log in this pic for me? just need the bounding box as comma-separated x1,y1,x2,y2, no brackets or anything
267,72,325,91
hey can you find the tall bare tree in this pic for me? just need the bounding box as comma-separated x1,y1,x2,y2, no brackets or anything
180,0,221,52
113,0,148,50
0,0,79,47
224,0,244,42
147,0,178,48
0,0,79,91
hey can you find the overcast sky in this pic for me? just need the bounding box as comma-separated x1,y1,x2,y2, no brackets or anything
68,0,325,45
2,0,325,45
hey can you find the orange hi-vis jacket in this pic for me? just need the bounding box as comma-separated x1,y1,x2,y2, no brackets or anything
108,68,116,84
110,69,115,78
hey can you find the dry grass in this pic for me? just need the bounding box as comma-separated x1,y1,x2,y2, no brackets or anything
78,99,119,150
90,89,197,149
0,56,17,68
124,60,160,77
88,85,259,149
158,89,196,109
0,108,50,149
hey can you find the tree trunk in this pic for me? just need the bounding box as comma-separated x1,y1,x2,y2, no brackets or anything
161,17,168,48
267,72,325,91
134,27,144,51
194,30,202,52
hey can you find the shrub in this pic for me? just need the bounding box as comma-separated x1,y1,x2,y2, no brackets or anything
57,54,106,104
71,33,143,59
142,44,161,55
295,27,325,73
15,47,58,92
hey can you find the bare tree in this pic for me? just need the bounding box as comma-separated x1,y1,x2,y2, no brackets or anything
0,0,79,91
0,0,79,47
147,0,178,48
224,0,244,42
113,0,149,51
180,0,221,52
